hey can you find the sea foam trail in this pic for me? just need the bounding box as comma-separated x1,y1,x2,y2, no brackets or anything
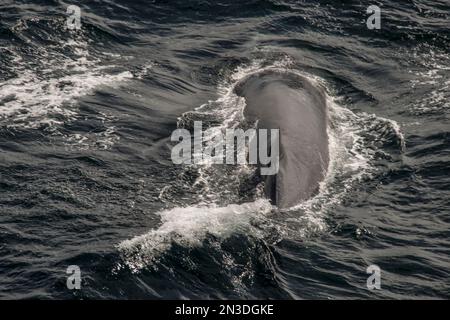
0,37,140,152
117,59,405,272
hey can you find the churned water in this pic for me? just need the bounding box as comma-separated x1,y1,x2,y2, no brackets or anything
0,0,449,299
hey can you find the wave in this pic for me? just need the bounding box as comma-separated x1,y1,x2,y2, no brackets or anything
0,16,146,150
117,57,405,273
408,45,450,116
0,39,133,126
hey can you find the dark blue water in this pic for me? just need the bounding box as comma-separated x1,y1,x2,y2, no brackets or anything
0,0,449,299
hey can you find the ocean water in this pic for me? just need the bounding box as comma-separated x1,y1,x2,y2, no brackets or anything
0,0,449,299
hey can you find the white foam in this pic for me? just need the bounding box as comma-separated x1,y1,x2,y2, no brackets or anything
118,58,405,271
117,199,273,273
409,47,450,115
0,39,133,133
0,69,133,127
62,125,121,151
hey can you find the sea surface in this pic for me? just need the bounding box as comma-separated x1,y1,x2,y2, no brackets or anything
0,0,449,299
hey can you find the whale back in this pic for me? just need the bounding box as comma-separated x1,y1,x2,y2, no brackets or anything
234,70,329,208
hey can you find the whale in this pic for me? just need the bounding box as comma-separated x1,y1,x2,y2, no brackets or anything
234,70,329,209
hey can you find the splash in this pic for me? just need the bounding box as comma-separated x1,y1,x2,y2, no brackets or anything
117,199,272,273
118,58,405,272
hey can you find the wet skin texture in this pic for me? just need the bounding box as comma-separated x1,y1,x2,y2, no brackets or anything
235,70,329,208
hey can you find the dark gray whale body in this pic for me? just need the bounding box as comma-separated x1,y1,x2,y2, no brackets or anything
234,70,329,208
